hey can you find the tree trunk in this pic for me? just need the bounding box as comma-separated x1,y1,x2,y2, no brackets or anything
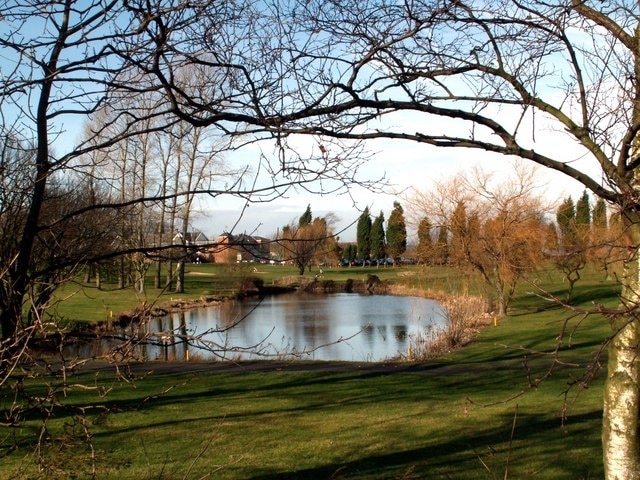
118,257,125,289
175,260,184,294
496,293,507,318
603,216,640,479
165,259,174,291
603,316,640,479
155,258,162,289
135,270,145,294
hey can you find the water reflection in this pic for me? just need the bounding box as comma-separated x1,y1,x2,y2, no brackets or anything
68,293,447,362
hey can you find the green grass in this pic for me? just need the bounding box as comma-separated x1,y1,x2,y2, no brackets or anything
3,264,616,479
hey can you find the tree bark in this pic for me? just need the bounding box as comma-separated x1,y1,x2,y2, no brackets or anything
603,320,640,479
175,259,185,294
603,216,640,479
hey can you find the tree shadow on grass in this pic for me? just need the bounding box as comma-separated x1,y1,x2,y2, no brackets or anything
244,410,603,480
510,283,619,317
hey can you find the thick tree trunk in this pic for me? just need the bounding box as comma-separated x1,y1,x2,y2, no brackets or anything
603,317,640,479
603,217,640,479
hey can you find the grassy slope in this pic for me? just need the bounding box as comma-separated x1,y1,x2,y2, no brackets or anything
5,265,615,479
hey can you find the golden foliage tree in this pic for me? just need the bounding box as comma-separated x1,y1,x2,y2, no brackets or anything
408,164,548,316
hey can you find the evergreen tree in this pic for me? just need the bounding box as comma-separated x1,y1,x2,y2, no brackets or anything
593,197,608,228
417,217,433,264
435,225,449,265
356,207,371,260
556,196,576,238
344,244,357,263
370,211,386,263
449,200,468,264
386,201,407,263
299,204,312,226
576,190,591,226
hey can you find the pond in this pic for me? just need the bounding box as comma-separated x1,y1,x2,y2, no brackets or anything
71,293,448,362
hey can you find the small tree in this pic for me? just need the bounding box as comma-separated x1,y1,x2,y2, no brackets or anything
434,226,449,265
555,196,586,301
278,207,335,275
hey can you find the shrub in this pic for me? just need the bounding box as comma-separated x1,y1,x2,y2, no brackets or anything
407,294,491,360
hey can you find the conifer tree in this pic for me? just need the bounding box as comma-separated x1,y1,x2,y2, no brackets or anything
417,217,433,264
435,225,449,265
576,190,591,226
370,211,386,264
556,196,576,239
356,207,372,261
449,200,468,265
593,198,608,229
386,201,407,263
299,204,312,226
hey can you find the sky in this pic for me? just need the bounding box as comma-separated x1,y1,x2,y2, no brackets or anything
192,124,594,243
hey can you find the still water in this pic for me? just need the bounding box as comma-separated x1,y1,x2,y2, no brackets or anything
76,293,448,362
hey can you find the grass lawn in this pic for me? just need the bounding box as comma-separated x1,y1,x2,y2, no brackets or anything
3,265,615,479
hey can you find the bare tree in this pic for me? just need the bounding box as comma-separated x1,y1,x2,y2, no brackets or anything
555,196,588,300
172,124,228,293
